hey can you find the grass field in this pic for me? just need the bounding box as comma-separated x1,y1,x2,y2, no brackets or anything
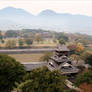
86,48,92,53
1,38,57,62
1,38,58,48
9,53,44,62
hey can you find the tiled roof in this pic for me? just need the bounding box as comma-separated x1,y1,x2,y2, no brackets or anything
22,62,47,71
56,45,70,52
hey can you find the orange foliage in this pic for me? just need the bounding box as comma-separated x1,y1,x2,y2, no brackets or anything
76,43,84,52
34,33,42,42
77,83,92,92
1,32,5,37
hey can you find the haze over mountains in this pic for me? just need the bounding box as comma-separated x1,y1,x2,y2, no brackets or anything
0,7,92,34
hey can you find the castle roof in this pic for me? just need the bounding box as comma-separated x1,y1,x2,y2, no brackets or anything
56,45,70,52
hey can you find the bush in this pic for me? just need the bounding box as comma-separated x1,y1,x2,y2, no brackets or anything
85,54,92,67
0,54,26,92
75,70,92,87
18,66,67,92
40,52,53,62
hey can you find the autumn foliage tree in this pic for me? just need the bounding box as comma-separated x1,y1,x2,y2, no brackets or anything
80,51,92,61
77,83,92,92
70,54,81,64
34,33,43,43
75,70,92,92
6,40,16,48
0,31,5,43
76,43,84,52
67,44,77,54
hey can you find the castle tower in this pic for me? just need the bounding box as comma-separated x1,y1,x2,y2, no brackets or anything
47,45,79,75
55,44,70,57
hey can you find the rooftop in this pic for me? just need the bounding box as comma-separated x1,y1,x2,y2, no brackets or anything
56,45,70,52
23,62,47,71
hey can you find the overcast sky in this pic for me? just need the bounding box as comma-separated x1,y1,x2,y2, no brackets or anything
0,0,92,16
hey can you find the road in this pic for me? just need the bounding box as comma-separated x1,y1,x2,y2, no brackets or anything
0,48,55,54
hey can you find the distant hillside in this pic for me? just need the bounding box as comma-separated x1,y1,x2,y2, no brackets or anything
0,7,92,35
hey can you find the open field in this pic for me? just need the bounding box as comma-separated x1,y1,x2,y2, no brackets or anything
0,38,58,48
9,53,44,62
86,48,92,53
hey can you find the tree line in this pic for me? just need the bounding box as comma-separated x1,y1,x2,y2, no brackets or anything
0,52,92,92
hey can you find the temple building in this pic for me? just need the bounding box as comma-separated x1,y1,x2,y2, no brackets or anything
47,45,79,75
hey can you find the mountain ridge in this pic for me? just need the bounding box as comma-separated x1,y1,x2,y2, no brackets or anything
1,7,91,17
0,7,92,35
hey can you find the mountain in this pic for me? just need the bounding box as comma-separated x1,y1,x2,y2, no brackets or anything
0,7,33,20
0,7,92,35
37,10,92,34
0,7,33,16
0,7,34,26
38,9,57,16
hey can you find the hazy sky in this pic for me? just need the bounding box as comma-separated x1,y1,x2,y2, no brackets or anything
0,0,92,16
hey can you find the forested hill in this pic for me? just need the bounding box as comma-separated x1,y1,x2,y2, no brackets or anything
1,29,92,46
